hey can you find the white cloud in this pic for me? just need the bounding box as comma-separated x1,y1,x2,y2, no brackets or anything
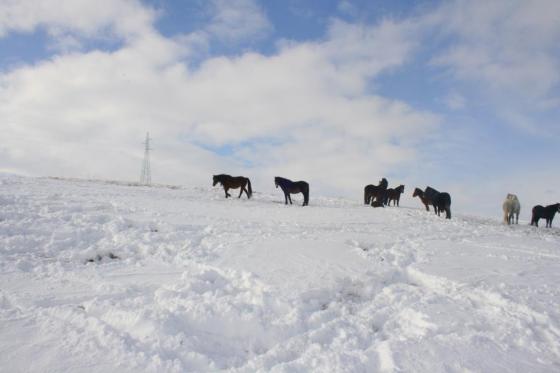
428,0,560,107
206,0,272,43
0,6,438,195
0,0,156,47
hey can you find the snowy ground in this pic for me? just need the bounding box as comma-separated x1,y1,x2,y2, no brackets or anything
1,174,559,372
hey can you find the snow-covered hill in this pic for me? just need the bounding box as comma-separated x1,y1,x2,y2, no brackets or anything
1,174,559,372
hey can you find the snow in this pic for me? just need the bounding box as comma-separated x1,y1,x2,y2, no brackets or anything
1,174,560,372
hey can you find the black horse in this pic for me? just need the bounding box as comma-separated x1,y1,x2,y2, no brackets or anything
424,186,452,219
212,174,252,199
275,177,309,206
364,178,388,205
386,185,405,206
531,203,560,227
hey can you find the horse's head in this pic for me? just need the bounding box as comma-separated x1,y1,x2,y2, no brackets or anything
379,178,388,189
412,187,422,197
397,185,405,193
212,175,219,186
274,177,279,188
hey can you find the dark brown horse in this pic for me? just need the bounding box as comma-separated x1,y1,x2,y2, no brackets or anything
371,200,384,208
386,185,405,206
531,203,560,227
424,186,452,219
364,178,388,205
412,187,431,211
275,176,309,206
213,174,252,199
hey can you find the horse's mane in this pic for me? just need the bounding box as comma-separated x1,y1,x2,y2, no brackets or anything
425,186,439,194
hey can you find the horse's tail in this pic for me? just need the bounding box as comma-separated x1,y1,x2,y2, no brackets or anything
442,193,452,219
364,186,370,205
246,178,252,198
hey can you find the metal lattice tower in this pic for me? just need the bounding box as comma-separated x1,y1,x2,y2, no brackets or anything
140,132,152,185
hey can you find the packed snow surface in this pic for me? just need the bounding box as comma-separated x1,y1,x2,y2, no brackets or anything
1,174,560,372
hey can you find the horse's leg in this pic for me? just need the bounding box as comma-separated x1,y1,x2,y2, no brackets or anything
224,187,229,198
288,194,293,204
243,186,248,198
284,192,288,205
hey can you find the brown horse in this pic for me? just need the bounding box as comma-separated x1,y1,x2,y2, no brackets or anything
386,185,405,206
412,187,430,211
213,174,252,199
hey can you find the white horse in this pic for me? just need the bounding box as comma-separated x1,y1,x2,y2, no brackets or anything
502,193,521,224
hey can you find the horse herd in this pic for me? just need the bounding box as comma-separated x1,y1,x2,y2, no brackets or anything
212,174,560,227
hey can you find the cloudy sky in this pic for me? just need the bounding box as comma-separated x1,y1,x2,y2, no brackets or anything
1,0,559,217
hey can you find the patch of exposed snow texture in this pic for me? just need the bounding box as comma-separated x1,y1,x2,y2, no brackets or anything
1,174,559,372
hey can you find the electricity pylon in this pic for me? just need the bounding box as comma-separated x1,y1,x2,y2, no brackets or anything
140,132,152,185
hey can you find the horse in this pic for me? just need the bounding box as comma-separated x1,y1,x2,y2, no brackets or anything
412,187,431,211
212,174,252,199
531,203,560,228
386,185,405,206
423,186,452,219
364,178,388,205
502,194,520,225
275,176,309,206
371,200,384,208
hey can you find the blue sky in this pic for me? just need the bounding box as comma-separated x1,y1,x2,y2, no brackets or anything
1,0,559,218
